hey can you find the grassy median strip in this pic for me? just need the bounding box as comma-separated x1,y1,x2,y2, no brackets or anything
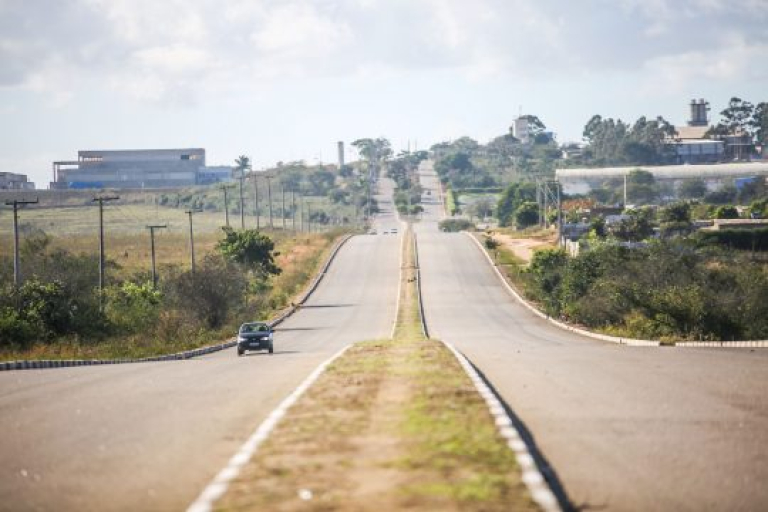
216,228,537,511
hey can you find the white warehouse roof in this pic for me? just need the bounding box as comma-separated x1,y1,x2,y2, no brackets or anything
556,162,768,180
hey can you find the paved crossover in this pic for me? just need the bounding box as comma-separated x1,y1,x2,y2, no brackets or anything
415,161,768,512
0,182,401,512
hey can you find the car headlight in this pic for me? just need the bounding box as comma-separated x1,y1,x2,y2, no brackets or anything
237,336,246,343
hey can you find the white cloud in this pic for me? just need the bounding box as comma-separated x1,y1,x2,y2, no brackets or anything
0,0,766,106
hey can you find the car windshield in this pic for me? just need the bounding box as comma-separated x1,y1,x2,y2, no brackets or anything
240,323,269,333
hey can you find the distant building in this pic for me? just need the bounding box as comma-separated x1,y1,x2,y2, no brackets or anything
51,148,233,189
557,162,768,195
666,99,725,164
512,116,530,144
197,166,234,185
0,172,35,190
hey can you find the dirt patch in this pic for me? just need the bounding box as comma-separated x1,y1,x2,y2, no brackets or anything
494,234,554,264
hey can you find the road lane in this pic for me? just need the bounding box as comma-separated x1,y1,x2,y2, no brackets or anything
415,162,768,511
0,188,400,512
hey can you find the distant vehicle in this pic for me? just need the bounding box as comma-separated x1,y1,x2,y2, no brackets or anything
368,229,377,235
391,228,398,234
237,322,274,356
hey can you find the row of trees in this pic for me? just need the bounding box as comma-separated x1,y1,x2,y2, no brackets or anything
581,115,677,166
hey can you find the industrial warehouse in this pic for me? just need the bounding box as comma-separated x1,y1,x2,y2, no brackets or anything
51,148,234,189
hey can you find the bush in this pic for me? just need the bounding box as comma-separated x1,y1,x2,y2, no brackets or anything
438,219,475,232
164,254,246,329
697,228,768,251
105,282,162,333
714,205,739,219
520,240,768,340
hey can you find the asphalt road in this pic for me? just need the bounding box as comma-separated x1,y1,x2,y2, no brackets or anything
415,162,768,511
0,182,401,512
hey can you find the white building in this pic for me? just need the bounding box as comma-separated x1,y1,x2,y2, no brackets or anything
512,116,530,144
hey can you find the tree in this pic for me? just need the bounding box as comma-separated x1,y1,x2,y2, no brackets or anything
718,97,755,137
582,115,675,165
166,254,245,329
609,208,654,241
714,205,739,219
627,169,658,204
234,155,251,177
217,227,281,279
497,182,536,227
467,196,495,220
514,202,539,229
351,138,392,164
679,178,707,199
659,202,691,224
753,102,768,146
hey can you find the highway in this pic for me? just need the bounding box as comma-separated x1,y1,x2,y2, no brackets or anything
415,162,768,511
0,180,402,511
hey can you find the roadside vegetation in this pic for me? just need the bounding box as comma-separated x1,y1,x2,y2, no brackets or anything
0,225,350,360
481,232,768,342
217,228,536,511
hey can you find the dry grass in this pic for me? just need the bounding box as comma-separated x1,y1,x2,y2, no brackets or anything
216,227,536,511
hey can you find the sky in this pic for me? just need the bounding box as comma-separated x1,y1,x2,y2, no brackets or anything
1,0,767,188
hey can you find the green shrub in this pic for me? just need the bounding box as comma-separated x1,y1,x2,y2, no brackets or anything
438,219,475,232
697,228,768,251
105,282,162,333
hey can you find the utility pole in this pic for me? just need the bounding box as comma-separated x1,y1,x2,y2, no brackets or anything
307,201,312,233
146,224,167,288
220,184,234,227
281,185,286,230
300,194,305,232
266,175,274,229
185,210,199,273
252,175,260,230
93,195,119,307
5,198,39,287
238,171,245,230
291,189,296,231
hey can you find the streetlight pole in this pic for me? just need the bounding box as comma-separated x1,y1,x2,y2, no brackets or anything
5,198,38,287
281,184,286,230
146,224,167,288
291,189,296,231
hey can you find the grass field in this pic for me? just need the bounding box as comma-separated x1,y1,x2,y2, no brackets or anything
0,202,355,276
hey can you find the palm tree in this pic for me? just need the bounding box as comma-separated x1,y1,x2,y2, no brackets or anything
234,155,251,229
